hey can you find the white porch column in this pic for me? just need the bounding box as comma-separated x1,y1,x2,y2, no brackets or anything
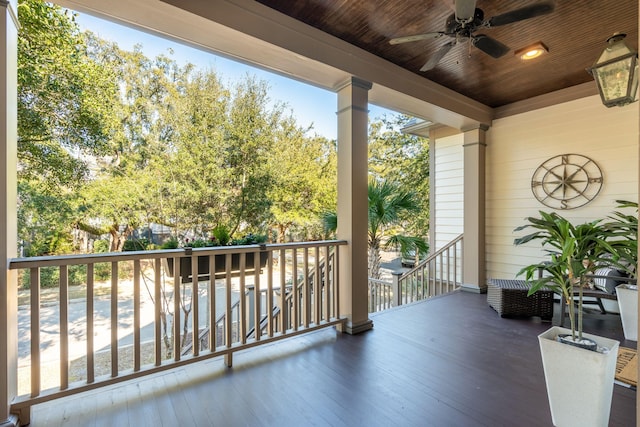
336,77,373,334
0,1,18,426
461,126,487,293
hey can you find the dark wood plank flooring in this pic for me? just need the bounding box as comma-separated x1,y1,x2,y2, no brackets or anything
29,291,636,426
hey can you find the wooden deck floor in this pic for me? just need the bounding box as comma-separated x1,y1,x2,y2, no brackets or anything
29,291,636,426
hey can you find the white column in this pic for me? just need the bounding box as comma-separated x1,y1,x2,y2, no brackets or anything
336,77,373,334
461,126,487,293
0,1,18,426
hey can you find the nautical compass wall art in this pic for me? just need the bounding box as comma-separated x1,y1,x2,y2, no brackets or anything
531,154,603,210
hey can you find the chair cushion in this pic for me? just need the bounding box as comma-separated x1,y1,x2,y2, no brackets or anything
593,267,627,294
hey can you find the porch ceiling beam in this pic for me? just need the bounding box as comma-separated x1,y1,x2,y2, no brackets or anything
56,0,493,130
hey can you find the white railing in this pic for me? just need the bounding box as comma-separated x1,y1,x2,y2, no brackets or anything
8,240,346,423
368,235,464,313
368,278,394,313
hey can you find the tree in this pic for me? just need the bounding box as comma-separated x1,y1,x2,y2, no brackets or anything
18,0,118,187
323,179,428,279
268,119,337,242
369,115,430,238
17,0,119,255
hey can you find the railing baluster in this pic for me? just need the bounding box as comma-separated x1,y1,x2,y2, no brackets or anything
314,246,320,325
431,258,437,297
453,243,458,287
133,260,141,371
86,264,94,384
267,250,274,337
60,265,69,390
292,248,298,331
253,250,261,341
191,255,199,357
334,245,340,319
154,259,161,366
279,249,287,332
30,268,40,397
446,247,451,291
239,253,246,344
209,255,216,351
324,246,331,321
173,257,181,362
303,248,310,328
224,253,232,367
110,262,118,378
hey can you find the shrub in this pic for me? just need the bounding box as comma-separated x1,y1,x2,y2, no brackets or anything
93,239,110,253
211,225,231,246
122,238,150,251
19,264,87,289
160,237,179,249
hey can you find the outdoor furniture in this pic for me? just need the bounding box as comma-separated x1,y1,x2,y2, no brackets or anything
558,273,636,327
487,279,554,321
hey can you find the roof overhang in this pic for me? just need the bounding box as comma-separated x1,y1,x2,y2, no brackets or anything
55,0,606,132
56,0,498,131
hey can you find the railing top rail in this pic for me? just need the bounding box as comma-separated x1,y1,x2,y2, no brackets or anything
368,278,392,286
8,240,348,269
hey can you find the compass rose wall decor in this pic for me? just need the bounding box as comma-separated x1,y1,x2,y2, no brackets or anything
531,154,603,210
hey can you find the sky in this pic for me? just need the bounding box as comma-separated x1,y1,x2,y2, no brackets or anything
73,12,397,140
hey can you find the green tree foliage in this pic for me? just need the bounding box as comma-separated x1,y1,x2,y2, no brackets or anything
323,179,428,279
18,180,76,256
17,0,119,256
369,115,430,238
17,0,117,187
74,40,330,247
268,120,337,242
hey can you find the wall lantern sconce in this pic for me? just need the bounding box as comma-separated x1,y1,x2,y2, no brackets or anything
515,42,548,60
588,33,638,108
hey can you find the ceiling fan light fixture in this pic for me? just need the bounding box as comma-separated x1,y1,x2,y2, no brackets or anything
515,42,548,60
588,33,639,108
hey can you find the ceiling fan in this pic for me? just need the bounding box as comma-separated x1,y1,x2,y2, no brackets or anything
389,0,555,71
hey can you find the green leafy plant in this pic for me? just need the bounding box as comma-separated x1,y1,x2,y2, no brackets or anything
604,200,638,279
211,225,231,246
231,233,267,246
160,237,179,249
122,238,150,251
514,211,617,342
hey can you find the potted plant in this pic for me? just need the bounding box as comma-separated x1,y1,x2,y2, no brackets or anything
514,211,620,427
605,200,638,341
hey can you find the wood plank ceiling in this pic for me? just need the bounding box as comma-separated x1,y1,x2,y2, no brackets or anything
256,0,638,108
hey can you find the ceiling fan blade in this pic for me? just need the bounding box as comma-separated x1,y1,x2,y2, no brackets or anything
486,1,555,27
455,0,477,23
420,41,455,71
389,32,445,45
472,35,509,58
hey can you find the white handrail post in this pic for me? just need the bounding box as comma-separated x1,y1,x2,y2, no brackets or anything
392,272,403,307
1,1,19,425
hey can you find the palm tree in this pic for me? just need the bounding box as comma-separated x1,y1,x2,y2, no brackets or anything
322,179,428,279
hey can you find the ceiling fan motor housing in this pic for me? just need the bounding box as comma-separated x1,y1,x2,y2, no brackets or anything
446,8,484,35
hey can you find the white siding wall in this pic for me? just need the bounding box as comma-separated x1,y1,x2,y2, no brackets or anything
433,133,464,252
486,95,639,280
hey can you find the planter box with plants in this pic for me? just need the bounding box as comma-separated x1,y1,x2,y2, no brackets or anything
514,211,624,427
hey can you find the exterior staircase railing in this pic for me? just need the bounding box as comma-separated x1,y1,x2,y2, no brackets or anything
368,234,464,313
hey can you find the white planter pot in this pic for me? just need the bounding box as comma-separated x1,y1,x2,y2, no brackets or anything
615,284,637,341
538,326,619,427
